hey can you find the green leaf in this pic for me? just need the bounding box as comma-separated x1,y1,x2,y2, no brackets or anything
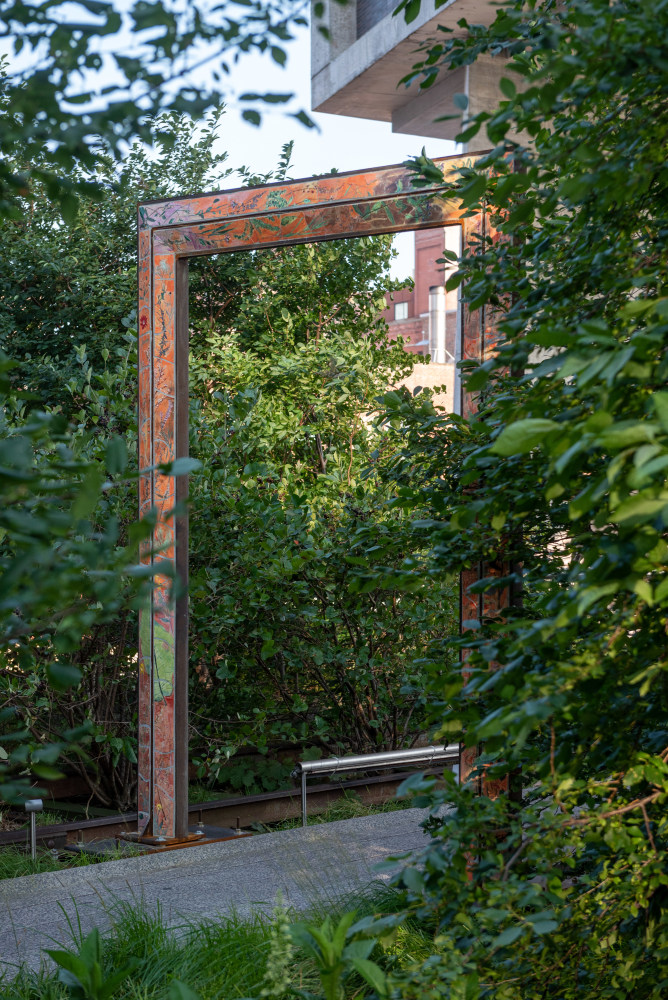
499,76,517,98
105,436,128,474
350,958,388,996
455,121,482,144
491,419,560,456
46,663,83,691
31,764,65,780
531,919,559,935
77,928,102,969
398,0,422,24
239,92,291,104
168,981,202,1000
71,467,103,522
343,938,375,961
44,949,89,985
260,637,275,659
652,392,668,432
401,866,424,892
160,457,202,476
577,583,618,614
99,961,139,999
492,925,524,949
60,193,80,226
291,110,316,128
597,422,657,449
612,495,668,525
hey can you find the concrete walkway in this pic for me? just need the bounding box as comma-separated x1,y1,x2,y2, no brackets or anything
0,808,439,974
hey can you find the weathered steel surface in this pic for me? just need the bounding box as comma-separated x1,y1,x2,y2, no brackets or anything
459,205,511,797
137,153,486,839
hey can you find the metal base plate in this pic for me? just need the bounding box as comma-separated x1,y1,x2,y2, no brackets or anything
66,825,252,857
135,824,253,853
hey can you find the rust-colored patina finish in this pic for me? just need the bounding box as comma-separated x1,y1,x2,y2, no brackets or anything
458,209,514,797
137,153,500,841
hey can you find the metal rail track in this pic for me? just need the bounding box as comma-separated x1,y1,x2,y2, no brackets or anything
0,767,452,850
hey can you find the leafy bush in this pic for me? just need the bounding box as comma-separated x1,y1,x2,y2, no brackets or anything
186,235,458,788
346,0,668,995
1,107,458,803
0,342,151,803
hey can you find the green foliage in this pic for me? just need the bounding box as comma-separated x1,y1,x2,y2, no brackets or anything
0,0,312,220
1,888,429,999
45,929,137,1000
1,105,456,802
0,843,111,881
168,982,203,1000
0,342,152,802
0,106,232,407
288,912,386,1000
260,894,294,997
339,0,668,995
186,235,457,787
0,111,231,806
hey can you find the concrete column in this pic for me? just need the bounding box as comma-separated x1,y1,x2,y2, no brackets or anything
311,0,358,77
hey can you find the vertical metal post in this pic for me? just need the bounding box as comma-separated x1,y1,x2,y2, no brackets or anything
301,770,307,828
449,225,463,410
459,208,512,800
137,250,189,842
173,256,190,841
25,799,42,860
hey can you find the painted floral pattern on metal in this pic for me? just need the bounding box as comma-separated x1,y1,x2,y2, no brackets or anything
137,153,492,840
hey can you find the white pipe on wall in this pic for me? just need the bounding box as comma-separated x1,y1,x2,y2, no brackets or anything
429,285,446,363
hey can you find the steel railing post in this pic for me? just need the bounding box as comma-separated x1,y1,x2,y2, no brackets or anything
25,799,43,860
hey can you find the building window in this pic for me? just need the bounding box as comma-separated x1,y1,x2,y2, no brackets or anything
394,301,408,321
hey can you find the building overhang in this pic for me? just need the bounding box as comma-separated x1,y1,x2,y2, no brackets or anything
311,0,500,142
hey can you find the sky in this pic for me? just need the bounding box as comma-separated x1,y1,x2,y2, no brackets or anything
5,4,456,275
6,3,456,178
214,24,456,180
210,23,457,279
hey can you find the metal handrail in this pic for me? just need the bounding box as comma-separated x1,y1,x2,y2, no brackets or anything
291,744,460,827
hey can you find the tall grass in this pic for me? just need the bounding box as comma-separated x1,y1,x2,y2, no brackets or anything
0,884,432,999
0,845,97,882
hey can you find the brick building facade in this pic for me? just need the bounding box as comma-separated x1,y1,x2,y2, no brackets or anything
382,226,460,410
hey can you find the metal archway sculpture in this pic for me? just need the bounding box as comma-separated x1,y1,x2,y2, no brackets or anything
136,153,500,843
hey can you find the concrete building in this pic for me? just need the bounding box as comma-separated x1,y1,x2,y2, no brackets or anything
311,0,509,150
